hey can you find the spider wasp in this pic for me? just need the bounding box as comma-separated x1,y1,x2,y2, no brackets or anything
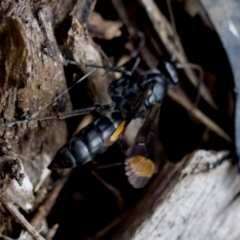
47,58,179,188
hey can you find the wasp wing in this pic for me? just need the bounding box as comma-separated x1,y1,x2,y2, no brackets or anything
103,87,151,147
125,103,165,188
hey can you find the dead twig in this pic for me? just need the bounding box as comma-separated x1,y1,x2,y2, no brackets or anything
0,234,16,240
138,0,218,110
71,0,96,24
168,88,232,143
111,0,132,27
0,197,45,240
88,211,128,240
91,170,124,209
34,169,51,193
140,39,232,143
45,224,59,240
29,170,71,230
88,12,123,40
66,16,113,105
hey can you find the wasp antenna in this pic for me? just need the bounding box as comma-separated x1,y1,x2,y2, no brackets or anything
87,64,133,76
31,68,97,119
177,63,204,106
129,57,141,75
130,32,145,59
87,56,140,77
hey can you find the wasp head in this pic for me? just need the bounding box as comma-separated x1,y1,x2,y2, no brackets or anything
158,59,179,85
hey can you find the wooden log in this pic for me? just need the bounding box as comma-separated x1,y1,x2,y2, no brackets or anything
112,150,240,240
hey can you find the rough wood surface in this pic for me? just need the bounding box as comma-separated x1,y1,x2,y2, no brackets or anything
0,0,235,239
0,0,69,234
112,150,240,240
0,0,117,237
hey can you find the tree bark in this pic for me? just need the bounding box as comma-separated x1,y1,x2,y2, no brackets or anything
0,0,236,239
0,0,69,223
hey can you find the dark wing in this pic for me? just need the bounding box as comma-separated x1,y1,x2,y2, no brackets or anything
125,103,165,188
103,87,151,147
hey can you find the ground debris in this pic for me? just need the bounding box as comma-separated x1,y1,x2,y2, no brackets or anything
0,0,235,239
88,11,123,40
0,156,34,213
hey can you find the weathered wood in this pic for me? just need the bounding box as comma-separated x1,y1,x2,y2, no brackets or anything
112,150,240,240
0,0,70,236
0,0,236,238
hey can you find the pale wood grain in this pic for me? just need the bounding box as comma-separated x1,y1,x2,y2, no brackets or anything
113,150,239,240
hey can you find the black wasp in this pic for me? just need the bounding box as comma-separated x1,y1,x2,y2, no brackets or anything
48,58,179,188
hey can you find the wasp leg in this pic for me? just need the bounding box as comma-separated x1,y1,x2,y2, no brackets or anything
95,162,123,169
176,62,204,106
93,102,116,112
87,57,141,76
0,103,116,129
58,102,116,119
91,170,124,209
57,107,96,119
86,64,132,76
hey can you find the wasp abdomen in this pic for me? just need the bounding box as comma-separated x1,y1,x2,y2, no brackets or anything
75,125,106,160
49,147,77,169
69,137,92,165
95,117,118,140
48,113,122,170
